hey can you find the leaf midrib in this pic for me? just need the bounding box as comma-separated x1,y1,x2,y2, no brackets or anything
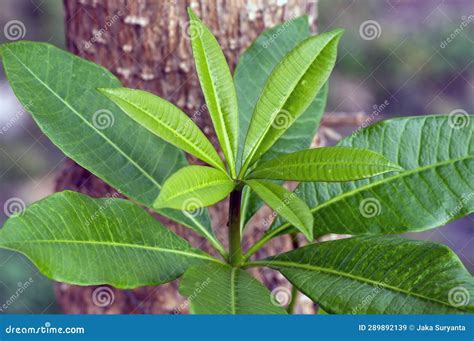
109,91,225,171
164,178,232,202
253,161,401,173
2,239,220,263
5,46,163,190
271,155,473,235
258,260,467,312
194,30,236,174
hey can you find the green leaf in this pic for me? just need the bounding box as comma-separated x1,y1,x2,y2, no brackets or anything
0,191,220,289
0,41,214,241
255,236,474,314
154,166,234,210
179,263,287,314
271,115,474,237
248,147,402,181
98,87,225,172
188,9,239,177
245,180,313,240
240,29,343,175
233,17,329,231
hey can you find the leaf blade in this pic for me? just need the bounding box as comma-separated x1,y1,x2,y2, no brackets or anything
98,87,226,172
245,180,313,240
248,146,402,181
0,191,219,289
188,9,239,177
259,236,474,314
179,263,287,314
154,166,234,210
241,29,343,174
0,41,214,240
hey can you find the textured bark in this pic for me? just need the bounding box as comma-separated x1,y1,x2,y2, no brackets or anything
55,0,327,314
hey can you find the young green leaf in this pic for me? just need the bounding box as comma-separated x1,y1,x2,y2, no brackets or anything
154,166,234,210
98,87,226,172
179,263,287,314
240,29,344,175
188,9,239,178
0,41,213,240
245,180,313,240
268,115,474,238
254,236,474,314
248,146,402,181
0,191,220,289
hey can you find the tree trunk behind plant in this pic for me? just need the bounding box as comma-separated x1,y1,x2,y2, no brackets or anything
55,0,319,314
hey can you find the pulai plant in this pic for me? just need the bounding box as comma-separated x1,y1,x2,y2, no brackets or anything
0,9,473,314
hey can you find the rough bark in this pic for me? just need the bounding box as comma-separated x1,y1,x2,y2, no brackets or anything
55,0,326,314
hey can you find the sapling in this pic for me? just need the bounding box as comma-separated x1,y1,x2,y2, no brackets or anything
0,9,473,314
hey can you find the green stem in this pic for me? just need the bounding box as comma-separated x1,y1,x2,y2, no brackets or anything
228,189,243,266
242,222,290,262
287,285,299,314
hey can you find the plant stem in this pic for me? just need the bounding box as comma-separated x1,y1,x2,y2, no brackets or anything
228,189,243,266
287,285,299,314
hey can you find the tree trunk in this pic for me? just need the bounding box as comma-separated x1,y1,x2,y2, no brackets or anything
55,0,319,314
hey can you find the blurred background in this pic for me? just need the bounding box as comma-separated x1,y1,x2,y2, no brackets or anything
0,0,472,314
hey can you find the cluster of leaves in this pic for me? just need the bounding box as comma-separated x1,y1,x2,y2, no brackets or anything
0,9,473,314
